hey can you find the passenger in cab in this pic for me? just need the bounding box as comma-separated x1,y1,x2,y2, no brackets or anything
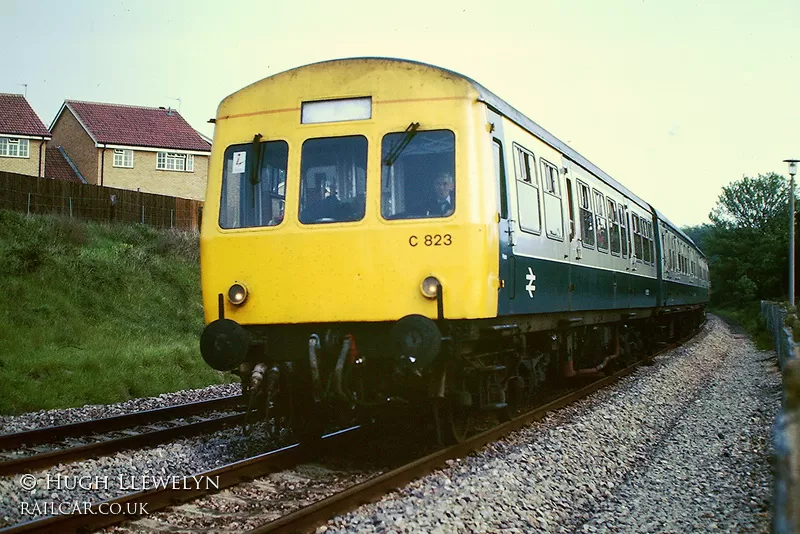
268,200,284,226
302,180,346,223
424,172,455,217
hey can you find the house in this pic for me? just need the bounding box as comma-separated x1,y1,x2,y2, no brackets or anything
45,145,83,183
49,100,211,200
0,94,52,178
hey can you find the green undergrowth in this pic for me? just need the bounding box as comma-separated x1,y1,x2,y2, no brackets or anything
0,210,232,415
709,301,773,351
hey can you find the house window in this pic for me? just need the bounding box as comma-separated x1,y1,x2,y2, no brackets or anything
0,137,29,158
157,152,194,172
113,149,133,168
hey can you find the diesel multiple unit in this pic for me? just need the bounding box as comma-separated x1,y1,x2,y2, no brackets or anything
199,58,708,443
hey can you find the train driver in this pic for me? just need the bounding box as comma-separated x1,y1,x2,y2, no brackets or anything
424,172,455,217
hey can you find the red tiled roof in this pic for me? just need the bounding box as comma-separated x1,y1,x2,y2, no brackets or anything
45,146,82,182
0,94,51,137
64,100,210,152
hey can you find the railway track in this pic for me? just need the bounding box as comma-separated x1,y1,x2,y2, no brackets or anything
0,395,244,476
1,329,701,534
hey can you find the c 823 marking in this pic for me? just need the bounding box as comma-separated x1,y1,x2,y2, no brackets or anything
408,234,452,247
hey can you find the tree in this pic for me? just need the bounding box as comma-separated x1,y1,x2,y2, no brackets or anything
682,223,712,252
709,172,790,231
701,172,793,305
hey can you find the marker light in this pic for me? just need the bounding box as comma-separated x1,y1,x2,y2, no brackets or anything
420,276,440,299
227,283,248,305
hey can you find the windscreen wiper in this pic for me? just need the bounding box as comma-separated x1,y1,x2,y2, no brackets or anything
383,122,420,166
249,133,263,209
249,133,263,186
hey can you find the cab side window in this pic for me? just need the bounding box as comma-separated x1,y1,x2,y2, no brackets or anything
493,139,508,220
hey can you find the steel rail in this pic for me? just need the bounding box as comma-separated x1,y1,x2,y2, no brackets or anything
0,426,362,534
0,394,244,450
0,413,246,476
1,328,701,534
249,332,699,534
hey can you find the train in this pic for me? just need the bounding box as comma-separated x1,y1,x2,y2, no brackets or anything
199,58,709,444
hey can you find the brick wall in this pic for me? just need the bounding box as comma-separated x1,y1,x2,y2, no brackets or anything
51,107,98,184
0,139,46,177
102,151,209,201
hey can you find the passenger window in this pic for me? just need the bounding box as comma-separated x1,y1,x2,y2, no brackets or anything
594,190,608,253
576,181,594,247
619,205,629,258
566,178,576,242
540,160,564,240
380,130,455,220
632,215,643,260
300,136,367,224
607,198,621,255
639,217,650,263
513,145,541,234
672,236,678,271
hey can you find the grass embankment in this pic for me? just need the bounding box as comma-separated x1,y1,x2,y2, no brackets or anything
0,210,232,415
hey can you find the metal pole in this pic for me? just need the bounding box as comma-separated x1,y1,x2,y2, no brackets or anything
786,160,799,307
791,172,795,306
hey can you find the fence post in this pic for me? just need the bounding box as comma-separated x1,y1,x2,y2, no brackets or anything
69,197,73,218
141,204,145,224
27,192,31,215
170,209,174,228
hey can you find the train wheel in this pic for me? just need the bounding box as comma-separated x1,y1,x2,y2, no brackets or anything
618,332,636,367
292,406,325,444
433,397,468,445
498,373,527,422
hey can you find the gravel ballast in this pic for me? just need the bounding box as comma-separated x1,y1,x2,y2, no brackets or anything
0,316,781,532
0,383,241,435
324,316,780,533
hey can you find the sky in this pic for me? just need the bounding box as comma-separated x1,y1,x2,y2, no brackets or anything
2,0,798,227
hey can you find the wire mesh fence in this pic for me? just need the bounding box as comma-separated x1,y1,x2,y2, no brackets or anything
761,300,800,534
761,300,796,372
0,171,203,231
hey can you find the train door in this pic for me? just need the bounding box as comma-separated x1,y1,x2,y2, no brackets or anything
487,108,515,315
654,217,665,307
562,164,578,311
623,204,634,308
